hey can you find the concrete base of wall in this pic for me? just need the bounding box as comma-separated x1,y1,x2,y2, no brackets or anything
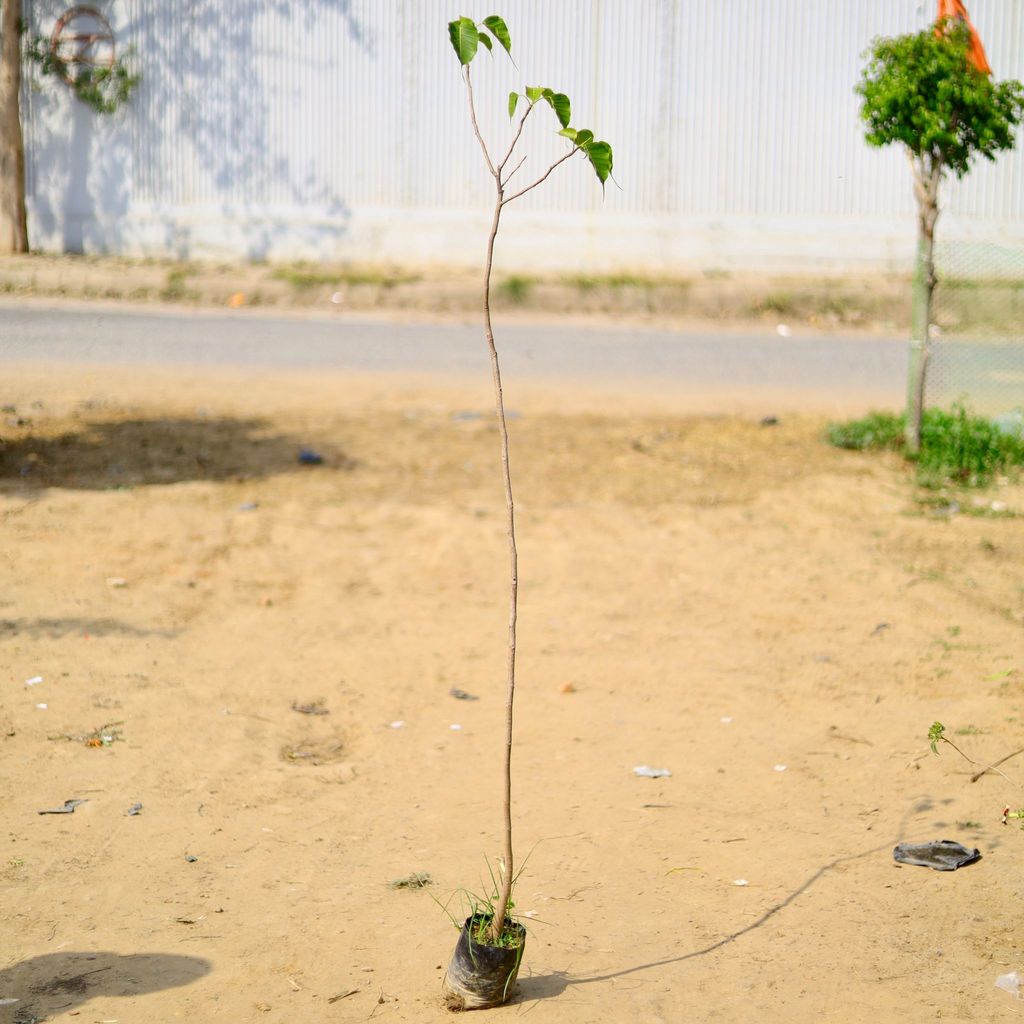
24,201,1024,277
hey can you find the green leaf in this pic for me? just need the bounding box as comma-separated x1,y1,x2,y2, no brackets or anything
525,85,544,104
482,15,512,56
558,127,577,140
508,91,520,120
585,140,613,187
477,29,493,52
448,17,479,65
573,128,594,148
544,91,571,128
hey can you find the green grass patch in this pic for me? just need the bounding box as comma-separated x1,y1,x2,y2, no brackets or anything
826,411,905,452
271,266,339,289
271,263,421,289
497,274,535,304
160,268,199,303
562,272,667,291
827,405,1024,486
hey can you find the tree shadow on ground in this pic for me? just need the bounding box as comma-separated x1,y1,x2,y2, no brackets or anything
0,951,210,1022
0,617,177,640
0,416,353,491
516,832,912,1005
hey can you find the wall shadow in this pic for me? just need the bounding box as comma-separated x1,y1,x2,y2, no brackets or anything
0,951,210,1022
0,415,352,491
24,1,371,258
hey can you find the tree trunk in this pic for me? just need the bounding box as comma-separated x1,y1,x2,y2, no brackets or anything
906,188,938,454
480,188,518,947
0,0,28,255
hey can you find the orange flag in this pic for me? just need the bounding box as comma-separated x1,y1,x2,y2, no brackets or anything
936,0,993,75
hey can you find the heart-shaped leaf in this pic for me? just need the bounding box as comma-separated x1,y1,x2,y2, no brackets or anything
447,17,479,65
544,91,571,128
586,140,613,187
481,15,512,56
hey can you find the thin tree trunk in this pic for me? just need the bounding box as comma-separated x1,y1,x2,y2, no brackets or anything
456,61,581,948
906,199,937,454
905,151,940,455
458,62,521,949
480,187,518,946
0,0,28,254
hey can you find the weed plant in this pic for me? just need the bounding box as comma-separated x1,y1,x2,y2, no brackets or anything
825,411,905,452
828,404,1024,485
434,855,529,950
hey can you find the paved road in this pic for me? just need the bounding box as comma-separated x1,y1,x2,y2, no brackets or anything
0,304,909,406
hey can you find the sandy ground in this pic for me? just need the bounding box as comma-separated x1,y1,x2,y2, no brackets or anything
2,359,1024,1024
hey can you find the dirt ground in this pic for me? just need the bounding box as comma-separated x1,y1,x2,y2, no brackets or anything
1,357,1023,1024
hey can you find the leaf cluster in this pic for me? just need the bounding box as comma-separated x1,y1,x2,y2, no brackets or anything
448,14,511,64
447,14,613,188
856,22,1024,178
24,34,139,115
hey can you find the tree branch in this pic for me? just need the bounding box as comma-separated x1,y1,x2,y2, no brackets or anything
463,64,497,180
502,146,581,205
504,154,528,184
497,101,534,178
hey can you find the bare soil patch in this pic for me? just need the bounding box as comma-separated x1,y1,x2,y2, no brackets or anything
1,364,1023,1023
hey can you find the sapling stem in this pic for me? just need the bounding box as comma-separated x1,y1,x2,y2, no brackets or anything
483,189,518,946
461,64,517,945
462,72,585,947
448,17,613,954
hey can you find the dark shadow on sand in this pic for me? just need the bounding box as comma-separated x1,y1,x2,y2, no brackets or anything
0,415,354,491
0,617,177,640
0,951,210,1021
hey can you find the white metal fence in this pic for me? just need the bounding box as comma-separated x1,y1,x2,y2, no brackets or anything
18,0,1024,272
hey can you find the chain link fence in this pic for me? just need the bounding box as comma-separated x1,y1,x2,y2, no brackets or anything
927,241,1024,428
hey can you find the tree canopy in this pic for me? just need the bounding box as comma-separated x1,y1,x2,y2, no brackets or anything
856,21,1023,179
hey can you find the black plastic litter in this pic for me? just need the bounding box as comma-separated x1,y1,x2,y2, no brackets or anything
298,448,324,465
893,839,981,871
38,799,86,815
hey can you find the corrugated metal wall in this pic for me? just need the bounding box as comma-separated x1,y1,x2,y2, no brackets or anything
20,0,1024,271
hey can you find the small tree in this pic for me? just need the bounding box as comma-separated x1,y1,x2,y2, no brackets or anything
439,14,612,1009
857,18,1023,452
